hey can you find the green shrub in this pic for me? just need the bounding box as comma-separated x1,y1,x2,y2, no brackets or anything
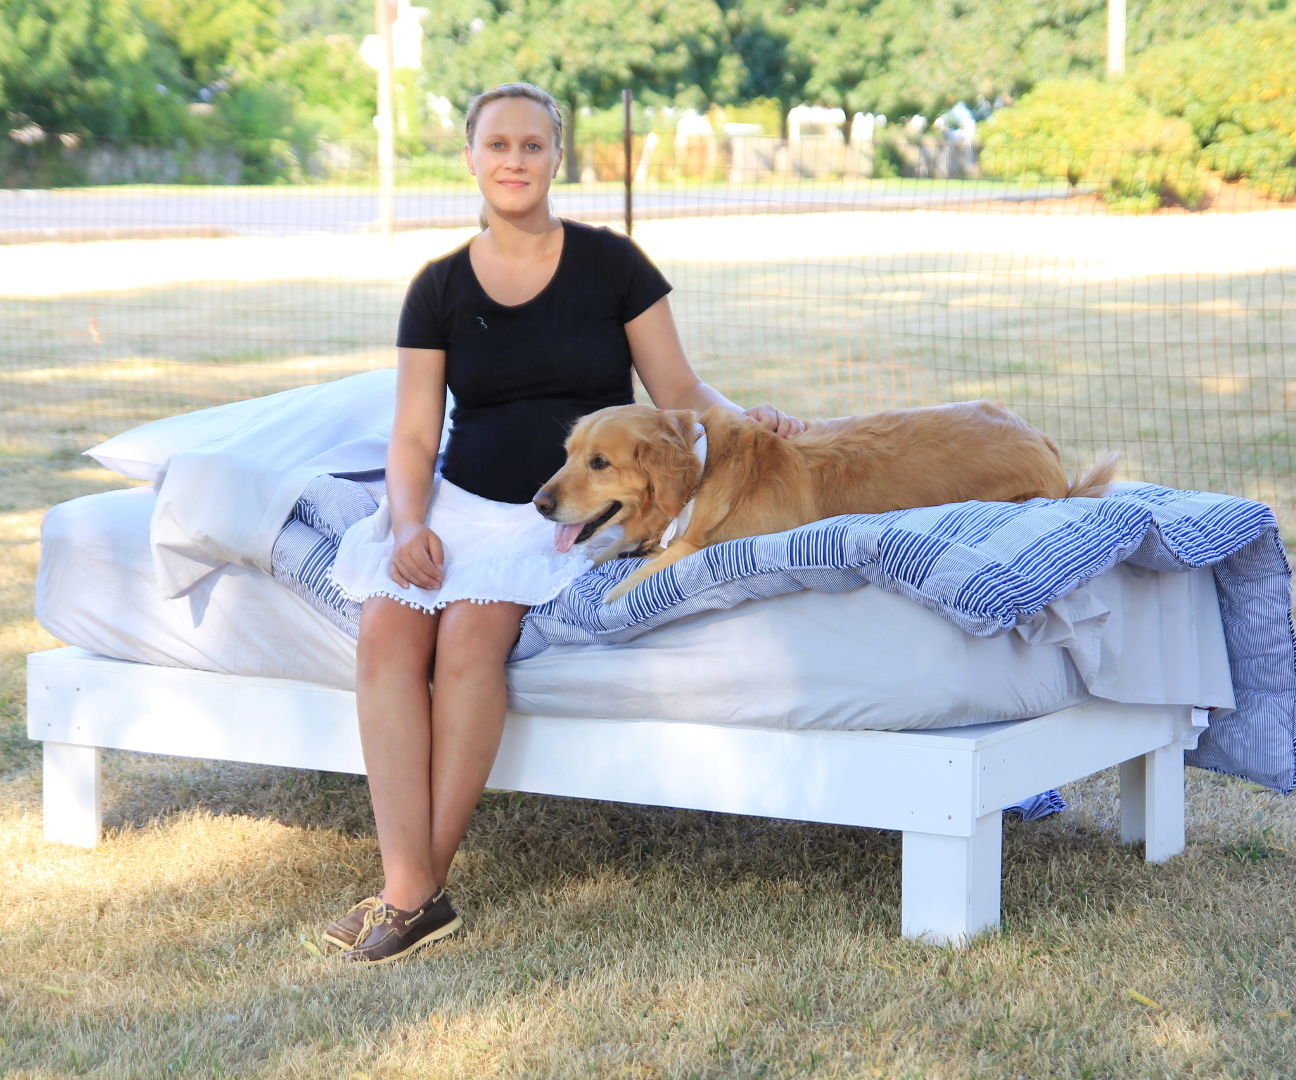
251,34,377,144
1130,16,1296,201
871,130,905,179
979,78,1209,210
200,80,310,184
1206,131,1296,200
1108,153,1209,213
716,98,784,136
579,103,678,139
401,145,471,185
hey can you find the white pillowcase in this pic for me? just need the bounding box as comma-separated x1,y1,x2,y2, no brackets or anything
136,369,403,598
85,370,407,483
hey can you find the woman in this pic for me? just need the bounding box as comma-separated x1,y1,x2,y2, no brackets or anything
327,82,803,964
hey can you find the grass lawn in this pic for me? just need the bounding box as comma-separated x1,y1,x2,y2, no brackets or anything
1,207,1294,1078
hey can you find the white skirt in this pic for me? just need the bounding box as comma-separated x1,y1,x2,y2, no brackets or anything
330,476,620,614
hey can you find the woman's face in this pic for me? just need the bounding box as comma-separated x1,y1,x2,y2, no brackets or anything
465,97,562,222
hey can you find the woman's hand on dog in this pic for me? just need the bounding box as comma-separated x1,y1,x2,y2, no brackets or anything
743,404,806,438
391,522,445,590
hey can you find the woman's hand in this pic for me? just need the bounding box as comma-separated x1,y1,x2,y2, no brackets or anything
744,404,806,439
390,521,445,590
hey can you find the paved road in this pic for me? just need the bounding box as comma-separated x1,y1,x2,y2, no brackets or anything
0,184,1065,240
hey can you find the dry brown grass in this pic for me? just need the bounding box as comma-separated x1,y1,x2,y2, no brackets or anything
2,211,1296,1078
1,742,1295,1078
4,208,1291,532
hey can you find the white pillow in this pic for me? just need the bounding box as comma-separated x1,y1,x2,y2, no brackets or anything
85,370,407,483
144,369,403,598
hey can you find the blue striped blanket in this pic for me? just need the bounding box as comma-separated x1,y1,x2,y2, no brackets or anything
271,477,1295,795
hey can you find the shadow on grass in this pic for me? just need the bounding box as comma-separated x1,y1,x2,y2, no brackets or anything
4,759,1232,1079
85,747,1152,915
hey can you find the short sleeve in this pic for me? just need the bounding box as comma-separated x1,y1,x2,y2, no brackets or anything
395,263,447,349
609,232,672,324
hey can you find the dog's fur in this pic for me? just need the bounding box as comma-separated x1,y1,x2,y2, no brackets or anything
533,400,1118,603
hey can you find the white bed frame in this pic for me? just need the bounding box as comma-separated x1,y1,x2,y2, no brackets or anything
27,645,1200,946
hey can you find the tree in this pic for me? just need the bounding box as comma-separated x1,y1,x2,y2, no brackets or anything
247,35,377,142
0,0,189,136
10,0,1287,169
141,0,282,87
722,0,811,131
779,0,1292,123
418,0,735,179
1129,14,1296,200
781,0,1107,121
1128,0,1293,54
277,0,370,40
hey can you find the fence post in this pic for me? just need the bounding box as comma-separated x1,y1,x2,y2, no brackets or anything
623,89,633,236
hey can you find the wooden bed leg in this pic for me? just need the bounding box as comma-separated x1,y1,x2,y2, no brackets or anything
900,811,1003,946
1118,743,1185,863
42,741,102,848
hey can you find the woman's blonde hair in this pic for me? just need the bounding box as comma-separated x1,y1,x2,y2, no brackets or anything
465,82,562,147
466,83,563,230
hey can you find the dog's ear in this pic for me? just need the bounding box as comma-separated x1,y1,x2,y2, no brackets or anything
635,409,701,519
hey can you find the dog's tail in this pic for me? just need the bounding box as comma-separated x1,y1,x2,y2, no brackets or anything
1067,451,1120,499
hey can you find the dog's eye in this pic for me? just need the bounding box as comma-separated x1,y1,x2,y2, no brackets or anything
589,455,610,470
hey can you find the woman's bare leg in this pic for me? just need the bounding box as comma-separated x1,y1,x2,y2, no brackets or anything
426,600,527,889
355,596,441,909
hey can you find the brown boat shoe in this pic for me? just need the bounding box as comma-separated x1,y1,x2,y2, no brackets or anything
321,895,383,953
338,889,463,965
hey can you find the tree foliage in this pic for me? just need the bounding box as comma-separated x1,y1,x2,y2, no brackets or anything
0,0,189,136
245,35,377,142
979,77,1209,210
141,0,283,87
1129,15,1296,199
277,0,369,41
3,0,1294,193
418,0,734,176
779,0,1108,119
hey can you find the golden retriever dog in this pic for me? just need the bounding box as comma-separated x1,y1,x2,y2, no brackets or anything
533,400,1118,603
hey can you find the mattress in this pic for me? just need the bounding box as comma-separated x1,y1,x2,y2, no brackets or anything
35,487,1235,733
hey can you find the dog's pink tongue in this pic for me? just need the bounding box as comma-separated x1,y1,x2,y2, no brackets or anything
553,522,583,553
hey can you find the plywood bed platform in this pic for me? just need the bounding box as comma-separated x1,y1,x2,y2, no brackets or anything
29,646,1201,946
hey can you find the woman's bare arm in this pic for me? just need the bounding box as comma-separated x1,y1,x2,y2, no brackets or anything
387,346,448,588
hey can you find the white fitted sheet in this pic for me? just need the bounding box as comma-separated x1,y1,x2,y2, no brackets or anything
36,488,1235,732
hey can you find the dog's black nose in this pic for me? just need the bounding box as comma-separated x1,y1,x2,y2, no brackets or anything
533,489,555,517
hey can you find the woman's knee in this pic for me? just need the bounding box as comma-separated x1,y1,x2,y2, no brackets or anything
433,601,526,676
356,597,439,679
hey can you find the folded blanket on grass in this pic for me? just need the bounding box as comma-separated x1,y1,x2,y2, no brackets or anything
271,477,1295,795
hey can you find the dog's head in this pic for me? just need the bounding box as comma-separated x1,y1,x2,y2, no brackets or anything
533,404,701,553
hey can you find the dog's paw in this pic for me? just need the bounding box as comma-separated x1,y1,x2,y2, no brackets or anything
602,581,631,604
619,539,662,559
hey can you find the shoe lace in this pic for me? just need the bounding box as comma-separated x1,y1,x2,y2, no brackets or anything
354,898,396,943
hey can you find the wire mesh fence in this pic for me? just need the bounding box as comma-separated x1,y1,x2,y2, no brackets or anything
2,134,1293,539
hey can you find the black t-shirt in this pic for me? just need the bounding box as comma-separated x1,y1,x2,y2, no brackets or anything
395,220,672,503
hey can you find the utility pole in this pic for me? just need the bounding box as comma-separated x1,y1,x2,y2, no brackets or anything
1107,0,1126,77
374,0,396,240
